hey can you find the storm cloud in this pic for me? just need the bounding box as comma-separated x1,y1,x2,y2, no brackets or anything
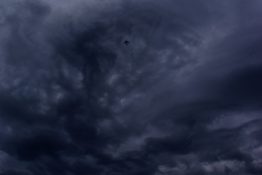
0,0,262,174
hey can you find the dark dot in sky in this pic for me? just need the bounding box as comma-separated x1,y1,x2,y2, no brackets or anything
124,40,130,45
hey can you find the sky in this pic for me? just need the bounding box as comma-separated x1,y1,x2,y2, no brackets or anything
0,0,262,174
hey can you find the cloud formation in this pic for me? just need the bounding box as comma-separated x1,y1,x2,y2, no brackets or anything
0,0,262,174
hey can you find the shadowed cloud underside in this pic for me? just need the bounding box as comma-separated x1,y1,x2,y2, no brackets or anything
0,0,262,174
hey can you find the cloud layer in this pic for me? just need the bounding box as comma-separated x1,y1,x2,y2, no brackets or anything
0,0,262,174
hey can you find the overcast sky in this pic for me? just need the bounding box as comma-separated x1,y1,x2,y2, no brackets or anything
0,0,262,174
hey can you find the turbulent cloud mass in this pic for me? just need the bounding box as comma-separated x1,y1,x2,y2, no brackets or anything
0,0,262,174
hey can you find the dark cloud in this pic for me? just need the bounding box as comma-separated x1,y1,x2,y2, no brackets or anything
0,0,262,174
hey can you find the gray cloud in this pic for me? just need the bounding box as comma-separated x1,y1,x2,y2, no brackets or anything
0,0,262,174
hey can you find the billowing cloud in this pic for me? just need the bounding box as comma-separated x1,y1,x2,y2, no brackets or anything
0,0,262,174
